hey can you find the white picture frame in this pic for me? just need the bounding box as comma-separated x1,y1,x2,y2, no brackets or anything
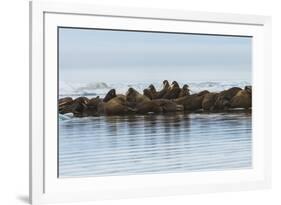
29,1,272,204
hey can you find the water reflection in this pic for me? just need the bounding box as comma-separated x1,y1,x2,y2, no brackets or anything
59,112,252,177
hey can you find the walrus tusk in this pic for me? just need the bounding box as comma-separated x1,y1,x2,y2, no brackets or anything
176,105,184,111
127,107,137,113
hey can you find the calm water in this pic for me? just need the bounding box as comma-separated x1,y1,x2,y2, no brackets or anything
58,112,252,177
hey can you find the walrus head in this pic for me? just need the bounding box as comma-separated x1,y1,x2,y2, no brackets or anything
171,81,179,88
163,80,169,89
126,87,137,95
81,96,103,116
129,87,134,92
126,88,137,101
74,96,89,104
67,97,89,115
58,97,73,106
245,86,252,95
88,96,101,108
103,89,116,102
182,84,189,90
58,97,74,114
126,87,139,105
149,84,156,93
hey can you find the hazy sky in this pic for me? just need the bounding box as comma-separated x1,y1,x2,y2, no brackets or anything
59,28,252,83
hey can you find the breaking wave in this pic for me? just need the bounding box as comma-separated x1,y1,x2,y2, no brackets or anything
59,81,251,98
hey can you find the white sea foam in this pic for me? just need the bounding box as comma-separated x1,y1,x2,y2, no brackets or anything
59,81,111,97
59,113,74,121
59,81,251,98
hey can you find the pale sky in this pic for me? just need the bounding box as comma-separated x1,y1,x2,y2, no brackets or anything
59,27,252,83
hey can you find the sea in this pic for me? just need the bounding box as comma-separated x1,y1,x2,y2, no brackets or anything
58,81,252,177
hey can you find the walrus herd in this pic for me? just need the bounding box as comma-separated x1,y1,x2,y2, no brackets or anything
59,80,252,117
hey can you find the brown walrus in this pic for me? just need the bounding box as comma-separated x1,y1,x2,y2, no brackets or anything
126,87,151,107
134,99,183,114
143,85,155,100
245,85,252,96
103,89,117,102
214,87,242,110
172,95,189,105
59,96,89,116
162,81,181,99
74,96,90,104
144,84,161,100
156,80,170,99
143,89,152,100
61,94,132,116
58,97,73,114
73,97,92,116
85,95,134,116
173,90,209,105
134,101,163,114
196,90,210,96
59,97,73,107
172,92,207,111
202,92,219,111
80,96,103,116
153,99,184,112
104,95,135,115
178,84,190,98
103,89,127,102
182,94,206,111
230,87,252,109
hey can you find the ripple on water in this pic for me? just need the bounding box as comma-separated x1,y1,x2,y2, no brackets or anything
58,112,252,177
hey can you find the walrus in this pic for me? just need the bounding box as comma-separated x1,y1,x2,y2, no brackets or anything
85,95,134,116
153,99,184,112
134,99,183,114
134,101,163,114
143,88,154,100
126,87,151,107
156,80,170,99
144,84,161,100
178,84,190,98
173,90,209,105
214,87,242,110
172,95,189,105
104,95,135,115
80,96,104,116
73,96,92,116
58,97,73,114
74,96,89,104
245,85,252,96
196,90,210,96
103,89,127,102
162,81,181,99
58,96,90,116
202,92,219,111
58,97,73,107
148,84,158,98
230,88,252,109
62,96,99,117
103,89,117,102
182,94,206,111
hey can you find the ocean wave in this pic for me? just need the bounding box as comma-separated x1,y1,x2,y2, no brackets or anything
59,81,251,98
59,82,111,97
59,113,73,121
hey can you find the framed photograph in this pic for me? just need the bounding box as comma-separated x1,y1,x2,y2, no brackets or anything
30,1,272,204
